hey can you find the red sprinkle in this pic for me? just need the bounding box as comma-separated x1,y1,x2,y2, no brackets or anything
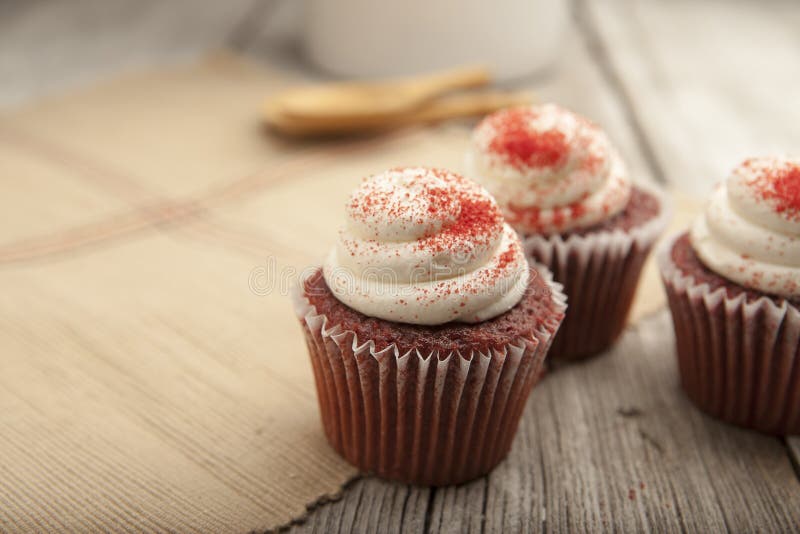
506,199,587,233
367,168,506,257
743,158,800,221
481,107,569,170
347,168,515,305
496,244,517,269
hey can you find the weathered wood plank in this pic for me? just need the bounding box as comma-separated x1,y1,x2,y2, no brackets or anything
572,0,667,185
789,437,800,478
587,0,800,194
588,0,800,490
481,313,800,533
288,312,800,533
287,478,430,534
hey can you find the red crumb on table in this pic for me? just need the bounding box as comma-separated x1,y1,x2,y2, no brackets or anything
628,489,636,501
742,158,800,221
481,107,569,170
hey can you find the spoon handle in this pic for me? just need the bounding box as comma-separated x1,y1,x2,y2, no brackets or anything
399,90,534,123
265,90,534,137
404,65,492,100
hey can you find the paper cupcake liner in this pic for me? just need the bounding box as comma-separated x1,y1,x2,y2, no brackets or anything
523,183,671,361
658,233,800,435
291,267,566,486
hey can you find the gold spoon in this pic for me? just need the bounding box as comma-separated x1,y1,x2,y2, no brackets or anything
269,65,490,120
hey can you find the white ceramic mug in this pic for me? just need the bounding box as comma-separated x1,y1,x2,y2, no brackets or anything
304,0,570,81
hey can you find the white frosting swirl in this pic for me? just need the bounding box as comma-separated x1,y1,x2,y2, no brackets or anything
323,167,530,325
690,157,800,298
466,104,632,234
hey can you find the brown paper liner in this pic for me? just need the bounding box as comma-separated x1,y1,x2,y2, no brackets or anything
291,267,566,486
524,183,671,361
658,233,800,435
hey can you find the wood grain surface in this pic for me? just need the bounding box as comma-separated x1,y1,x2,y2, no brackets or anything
288,312,800,533
790,437,800,478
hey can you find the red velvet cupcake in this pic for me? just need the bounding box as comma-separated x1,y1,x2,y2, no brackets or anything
659,157,800,435
292,167,566,485
466,104,670,361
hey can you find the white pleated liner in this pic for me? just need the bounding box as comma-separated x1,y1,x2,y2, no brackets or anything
291,267,566,486
523,183,672,360
657,232,800,435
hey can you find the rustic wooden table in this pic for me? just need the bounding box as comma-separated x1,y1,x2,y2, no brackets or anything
2,1,799,532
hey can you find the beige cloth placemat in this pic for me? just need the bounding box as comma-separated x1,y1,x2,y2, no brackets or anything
0,53,694,532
